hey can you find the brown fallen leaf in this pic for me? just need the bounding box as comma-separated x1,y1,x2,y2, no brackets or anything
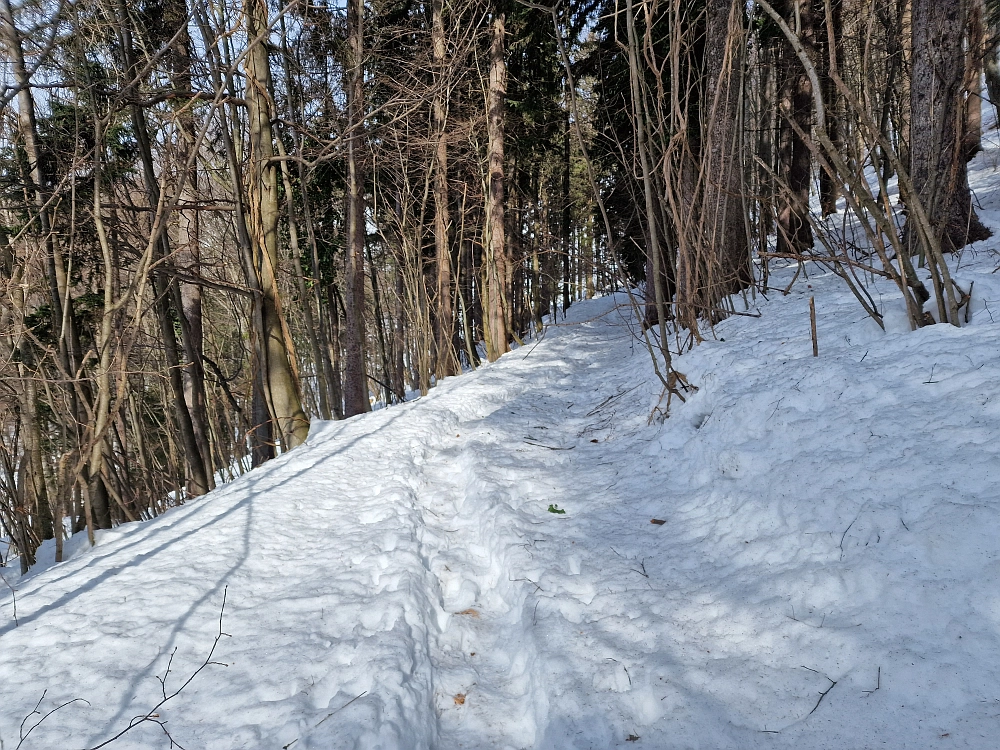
590,439,599,443
456,608,480,618
454,693,466,706
626,735,640,742
650,519,666,525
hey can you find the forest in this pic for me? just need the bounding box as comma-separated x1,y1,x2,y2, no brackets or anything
0,0,995,573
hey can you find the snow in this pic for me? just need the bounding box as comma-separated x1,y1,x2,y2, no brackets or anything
4,257,1000,748
5,139,1000,750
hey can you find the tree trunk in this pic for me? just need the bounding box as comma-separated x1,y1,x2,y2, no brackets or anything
432,0,458,379
562,109,572,315
907,0,991,253
775,0,815,254
343,0,370,415
194,6,275,464
5,251,53,544
701,0,752,304
484,13,510,362
985,43,1000,127
963,0,985,161
244,0,310,448
817,0,843,216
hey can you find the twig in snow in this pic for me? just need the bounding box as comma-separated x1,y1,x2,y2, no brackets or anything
787,607,825,628
522,439,574,451
586,387,637,418
84,587,231,750
282,691,369,749
800,666,837,716
923,364,939,384
509,575,542,592
0,569,17,626
767,398,785,422
606,658,632,687
788,607,860,630
520,326,547,360
862,666,881,697
14,691,90,749
610,549,650,579
983,300,995,323
839,516,858,561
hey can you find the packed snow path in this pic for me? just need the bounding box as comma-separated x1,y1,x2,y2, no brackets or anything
4,262,1000,749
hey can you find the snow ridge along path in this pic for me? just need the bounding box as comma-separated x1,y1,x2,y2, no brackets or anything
4,258,1000,749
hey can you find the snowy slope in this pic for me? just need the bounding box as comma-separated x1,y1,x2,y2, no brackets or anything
6,136,1000,747
3,250,1000,749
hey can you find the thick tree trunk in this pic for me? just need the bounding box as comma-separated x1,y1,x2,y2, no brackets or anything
343,0,370,415
244,0,310,448
701,0,752,304
907,0,991,253
484,13,510,362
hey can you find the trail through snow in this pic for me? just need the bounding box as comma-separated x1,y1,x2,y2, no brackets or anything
4,261,1000,748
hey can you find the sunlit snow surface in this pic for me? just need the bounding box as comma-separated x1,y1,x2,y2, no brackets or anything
6,184,1000,750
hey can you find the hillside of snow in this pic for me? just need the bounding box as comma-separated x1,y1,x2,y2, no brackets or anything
8,116,1000,749
2,238,1000,748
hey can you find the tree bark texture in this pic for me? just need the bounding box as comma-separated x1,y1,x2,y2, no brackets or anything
343,0,371,414
700,0,752,304
485,13,510,362
908,0,991,252
245,0,311,448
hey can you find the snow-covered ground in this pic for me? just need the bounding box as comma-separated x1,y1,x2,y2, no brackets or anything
5,145,1000,750
3,247,1000,748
